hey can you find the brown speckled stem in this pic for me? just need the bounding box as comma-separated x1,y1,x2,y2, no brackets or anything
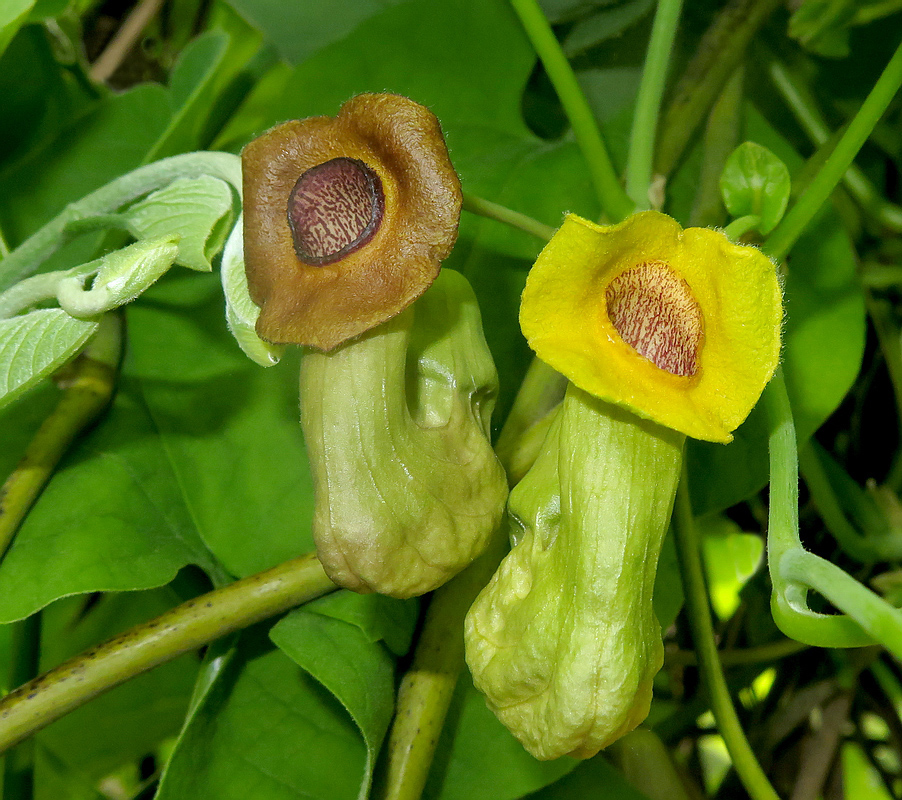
0,553,336,753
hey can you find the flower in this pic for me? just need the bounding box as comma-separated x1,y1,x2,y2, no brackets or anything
242,93,462,351
519,211,783,442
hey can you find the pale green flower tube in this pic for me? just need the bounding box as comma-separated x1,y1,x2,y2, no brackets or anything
300,269,508,598
465,384,683,760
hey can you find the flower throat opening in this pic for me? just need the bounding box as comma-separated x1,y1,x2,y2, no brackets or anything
288,157,385,265
605,262,703,377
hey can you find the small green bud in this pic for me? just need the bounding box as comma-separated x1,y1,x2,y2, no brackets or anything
465,385,683,760
300,269,507,598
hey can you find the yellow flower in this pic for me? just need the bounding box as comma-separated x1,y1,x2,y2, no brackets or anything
242,93,461,351
519,211,782,442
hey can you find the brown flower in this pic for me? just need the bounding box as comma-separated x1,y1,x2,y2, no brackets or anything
242,93,462,350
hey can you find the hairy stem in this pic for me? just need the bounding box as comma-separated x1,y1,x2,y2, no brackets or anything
0,315,121,560
765,38,902,261
508,0,634,221
673,472,780,800
0,152,241,293
462,193,556,241
626,0,684,209
0,553,335,753
655,0,783,177
766,53,902,233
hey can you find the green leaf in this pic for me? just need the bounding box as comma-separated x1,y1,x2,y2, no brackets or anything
122,176,235,272
788,0,856,58
0,0,34,61
225,0,406,65
147,30,234,161
842,741,895,799
522,753,653,799
0,83,172,246
699,515,764,621
155,627,369,800
125,272,314,577
0,309,98,410
563,0,654,58
0,378,221,622
720,142,791,235
270,592,415,799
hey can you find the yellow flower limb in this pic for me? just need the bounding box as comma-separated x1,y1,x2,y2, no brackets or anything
520,211,783,442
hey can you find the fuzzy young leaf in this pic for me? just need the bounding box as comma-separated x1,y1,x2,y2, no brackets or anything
57,234,180,318
220,219,284,366
720,142,791,235
0,309,98,409
122,176,234,272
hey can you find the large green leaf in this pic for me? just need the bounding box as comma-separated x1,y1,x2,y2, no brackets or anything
154,626,370,800
270,592,418,799
225,0,406,65
0,376,220,622
126,272,316,578
0,83,172,246
0,309,98,410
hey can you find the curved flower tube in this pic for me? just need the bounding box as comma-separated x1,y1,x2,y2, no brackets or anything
466,211,783,759
301,270,508,597
242,93,462,351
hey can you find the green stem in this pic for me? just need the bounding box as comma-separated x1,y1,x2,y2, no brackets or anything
461,193,556,241
0,152,241,293
799,441,902,562
655,0,783,177
765,39,902,261
0,315,122,561
665,637,807,667
763,371,874,648
374,532,509,800
778,549,902,661
673,470,780,800
868,294,902,490
2,614,40,800
723,214,762,241
765,54,902,233
0,553,336,753
625,0,684,209
508,0,634,221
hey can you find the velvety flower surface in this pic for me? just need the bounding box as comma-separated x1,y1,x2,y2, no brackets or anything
242,93,462,351
519,211,783,442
